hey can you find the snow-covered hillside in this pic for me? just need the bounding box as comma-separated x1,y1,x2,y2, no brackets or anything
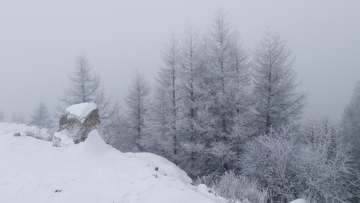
0,123,225,203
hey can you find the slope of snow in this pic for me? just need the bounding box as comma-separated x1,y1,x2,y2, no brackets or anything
0,123,225,203
65,102,97,123
288,199,309,203
0,123,52,141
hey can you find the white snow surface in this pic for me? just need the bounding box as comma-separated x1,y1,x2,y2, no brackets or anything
0,123,52,141
65,102,97,122
0,123,225,203
53,130,75,147
288,199,309,203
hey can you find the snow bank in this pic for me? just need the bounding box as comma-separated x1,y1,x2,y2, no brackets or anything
0,126,225,203
133,152,193,184
53,131,74,147
288,199,309,203
0,123,52,141
65,102,97,123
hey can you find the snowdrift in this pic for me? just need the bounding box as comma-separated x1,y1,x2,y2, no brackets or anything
0,123,52,141
0,123,225,203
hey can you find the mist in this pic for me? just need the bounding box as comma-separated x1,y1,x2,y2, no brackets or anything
0,0,359,122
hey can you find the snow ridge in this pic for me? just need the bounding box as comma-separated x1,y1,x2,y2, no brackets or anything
0,123,225,203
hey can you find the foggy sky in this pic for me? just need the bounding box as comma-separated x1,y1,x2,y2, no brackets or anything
1,0,359,123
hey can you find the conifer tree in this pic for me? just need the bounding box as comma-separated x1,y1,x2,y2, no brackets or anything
30,101,53,129
252,29,306,135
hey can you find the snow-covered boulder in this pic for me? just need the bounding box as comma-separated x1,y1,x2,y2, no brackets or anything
53,102,109,147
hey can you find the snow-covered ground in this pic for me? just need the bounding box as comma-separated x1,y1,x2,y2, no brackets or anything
288,199,308,203
0,123,226,203
0,123,52,141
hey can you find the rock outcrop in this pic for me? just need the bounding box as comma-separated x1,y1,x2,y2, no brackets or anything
53,102,109,147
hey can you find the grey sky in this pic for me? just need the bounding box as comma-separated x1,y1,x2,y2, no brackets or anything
1,0,359,122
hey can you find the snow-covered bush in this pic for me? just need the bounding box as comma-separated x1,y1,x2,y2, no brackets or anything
25,129,53,141
193,174,216,187
213,171,268,203
241,123,358,202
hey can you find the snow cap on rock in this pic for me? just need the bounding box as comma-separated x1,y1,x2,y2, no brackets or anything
65,102,97,123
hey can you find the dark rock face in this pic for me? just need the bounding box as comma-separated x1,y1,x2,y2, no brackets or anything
53,103,109,147
14,133,21,137
58,108,101,144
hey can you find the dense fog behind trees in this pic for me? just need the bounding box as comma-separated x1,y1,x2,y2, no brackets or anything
16,9,359,203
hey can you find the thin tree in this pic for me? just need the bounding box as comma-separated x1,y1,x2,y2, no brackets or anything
146,84,169,155
178,24,206,174
57,52,112,120
124,70,151,152
159,35,180,163
180,24,200,145
30,101,54,129
252,29,306,135
208,9,233,137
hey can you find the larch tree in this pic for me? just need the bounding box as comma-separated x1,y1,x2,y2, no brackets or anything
252,29,306,135
179,24,200,145
124,70,151,152
30,101,54,129
147,83,173,157
177,24,207,175
156,35,181,163
208,9,234,138
202,9,252,173
57,52,112,121
106,102,130,151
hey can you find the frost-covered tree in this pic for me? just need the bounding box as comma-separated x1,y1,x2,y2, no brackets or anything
146,83,173,157
175,24,207,174
207,9,238,138
342,81,360,169
154,35,181,162
106,102,128,151
299,119,358,202
57,52,112,120
30,101,54,129
199,9,251,173
148,11,252,176
252,29,306,135
241,122,357,202
179,25,200,144
124,70,151,152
